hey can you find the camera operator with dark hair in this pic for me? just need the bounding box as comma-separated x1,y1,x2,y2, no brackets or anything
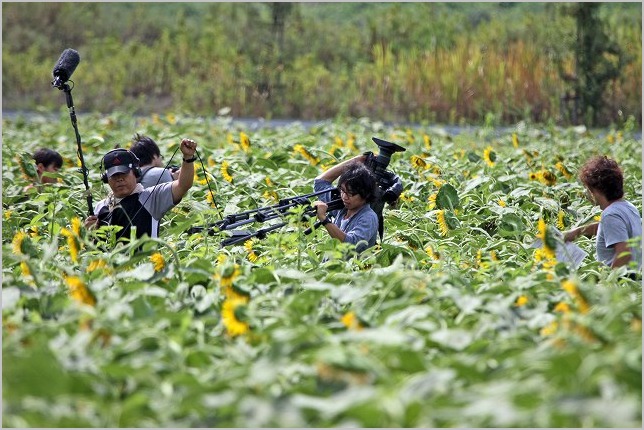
312,155,379,254
129,133,179,188
84,138,198,242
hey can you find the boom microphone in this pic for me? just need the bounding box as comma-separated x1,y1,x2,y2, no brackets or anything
51,48,80,88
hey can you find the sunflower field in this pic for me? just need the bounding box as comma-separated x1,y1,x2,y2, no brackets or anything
2,112,642,427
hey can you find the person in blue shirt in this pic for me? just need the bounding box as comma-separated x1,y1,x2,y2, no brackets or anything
312,155,379,254
563,155,642,270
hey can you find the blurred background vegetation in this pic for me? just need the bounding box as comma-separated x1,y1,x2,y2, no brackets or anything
2,2,641,127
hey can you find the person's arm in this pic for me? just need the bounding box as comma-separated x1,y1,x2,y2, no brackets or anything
316,155,366,182
171,138,197,204
611,241,633,268
563,222,599,242
313,200,346,241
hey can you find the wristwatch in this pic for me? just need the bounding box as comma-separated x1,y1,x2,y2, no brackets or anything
320,217,331,226
183,156,196,163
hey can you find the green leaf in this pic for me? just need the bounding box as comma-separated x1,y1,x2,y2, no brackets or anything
498,213,525,237
436,184,461,210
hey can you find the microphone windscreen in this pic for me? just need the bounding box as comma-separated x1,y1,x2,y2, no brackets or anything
52,49,80,81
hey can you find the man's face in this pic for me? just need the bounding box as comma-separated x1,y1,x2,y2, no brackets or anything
339,184,367,211
108,170,138,198
37,163,60,184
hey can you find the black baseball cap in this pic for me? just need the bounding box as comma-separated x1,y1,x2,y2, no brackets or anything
103,150,139,178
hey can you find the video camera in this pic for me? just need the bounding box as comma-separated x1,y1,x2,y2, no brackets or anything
363,137,405,203
364,137,406,177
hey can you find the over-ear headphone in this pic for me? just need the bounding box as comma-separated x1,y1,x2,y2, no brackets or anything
100,148,142,183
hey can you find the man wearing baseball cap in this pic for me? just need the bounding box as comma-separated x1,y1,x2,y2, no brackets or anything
85,137,198,243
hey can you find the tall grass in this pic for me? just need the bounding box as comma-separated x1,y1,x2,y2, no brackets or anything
2,3,641,126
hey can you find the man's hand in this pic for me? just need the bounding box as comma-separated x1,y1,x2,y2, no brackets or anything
180,138,197,159
312,200,328,221
85,215,98,230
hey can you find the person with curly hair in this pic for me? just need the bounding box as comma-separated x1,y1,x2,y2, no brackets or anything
563,155,641,270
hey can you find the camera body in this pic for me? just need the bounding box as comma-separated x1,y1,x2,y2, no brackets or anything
363,137,405,203
169,165,180,173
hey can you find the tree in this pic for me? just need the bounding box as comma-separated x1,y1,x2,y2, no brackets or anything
572,3,624,126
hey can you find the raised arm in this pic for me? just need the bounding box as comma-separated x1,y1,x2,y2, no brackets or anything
171,138,197,204
316,154,366,183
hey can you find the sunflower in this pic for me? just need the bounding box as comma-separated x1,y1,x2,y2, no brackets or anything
150,253,166,272
86,259,107,273
554,302,570,314
221,161,233,183
28,225,39,238
20,262,31,278
425,245,439,261
60,228,79,263
436,210,449,236
497,199,507,207
427,193,437,210
512,133,519,148
405,128,415,144
515,295,528,307
71,217,82,237
66,276,96,307
539,170,556,186
217,263,244,298
12,231,26,255
410,155,427,170
423,134,432,151
340,311,363,331
244,239,260,263
206,190,217,208
240,131,251,152
540,321,558,336
221,296,250,337
399,191,415,203
561,279,590,314
556,210,565,230
555,162,572,179
483,146,496,167
293,144,320,166
536,218,557,259
263,190,279,203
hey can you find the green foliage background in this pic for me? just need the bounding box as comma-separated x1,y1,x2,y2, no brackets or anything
2,111,642,427
2,2,642,126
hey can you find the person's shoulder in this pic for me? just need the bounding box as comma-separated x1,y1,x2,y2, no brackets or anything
607,200,640,214
362,205,378,219
142,181,173,196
